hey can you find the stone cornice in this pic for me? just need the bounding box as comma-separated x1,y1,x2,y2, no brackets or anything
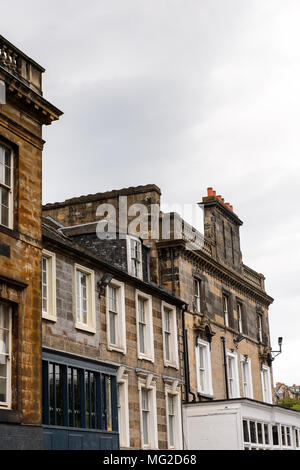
0,67,63,125
200,197,243,226
156,240,273,307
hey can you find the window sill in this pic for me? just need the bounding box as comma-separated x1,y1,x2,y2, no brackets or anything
138,353,154,363
164,361,179,370
75,323,96,334
197,391,215,399
42,313,57,322
0,224,19,239
107,344,126,355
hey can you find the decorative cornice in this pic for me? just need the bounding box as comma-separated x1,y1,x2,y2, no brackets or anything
0,68,63,125
157,240,273,306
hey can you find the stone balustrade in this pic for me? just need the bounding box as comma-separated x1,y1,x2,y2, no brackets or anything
0,35,44,95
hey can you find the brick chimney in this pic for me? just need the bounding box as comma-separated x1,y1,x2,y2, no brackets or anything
199,187,243,272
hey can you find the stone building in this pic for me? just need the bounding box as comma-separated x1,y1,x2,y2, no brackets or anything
43,184,300,450
276,382,300,401
41,216,185,449
0,36,62,448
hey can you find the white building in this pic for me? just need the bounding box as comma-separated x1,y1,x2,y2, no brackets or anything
183,399,300,450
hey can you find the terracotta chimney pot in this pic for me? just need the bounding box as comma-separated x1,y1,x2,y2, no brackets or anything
207,187,214,197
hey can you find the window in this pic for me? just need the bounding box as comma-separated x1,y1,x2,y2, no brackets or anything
0,303,12,408
42,356,117,432
223,294,229,327
162,302,178,368
141,388,150,446
280,425,292,448
106,280,126,353
226,350,240,398
237,302,243,333
194,279,201,312
0,143,13,229
272,425,279,446
42,250,56,321
295,428,300,448
261,365,272,404
117,371,130,448
243,419,272,450
139,378,158,449
165,385,183,449
240,355,253,398
127,236,142,279
195,339,213,396
136,291,154,362
74,264,96,333
257,314,263,342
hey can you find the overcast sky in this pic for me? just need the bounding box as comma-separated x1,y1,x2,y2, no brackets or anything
2,0,299,384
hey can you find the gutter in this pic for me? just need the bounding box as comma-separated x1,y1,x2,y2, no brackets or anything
182,303,196,403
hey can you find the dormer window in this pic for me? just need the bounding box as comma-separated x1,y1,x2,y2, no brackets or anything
0,144,13,229
127,236,142,279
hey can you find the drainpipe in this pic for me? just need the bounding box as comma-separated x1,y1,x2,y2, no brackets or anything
182,303,196,403
170,247,175,295
221,336,229,400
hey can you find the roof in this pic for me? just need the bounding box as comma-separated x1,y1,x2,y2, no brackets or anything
42,217,185,306
43,184,161,210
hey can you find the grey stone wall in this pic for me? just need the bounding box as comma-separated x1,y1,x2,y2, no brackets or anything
0,424,43,450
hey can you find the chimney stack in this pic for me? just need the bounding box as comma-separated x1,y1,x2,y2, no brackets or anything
206,187,234,212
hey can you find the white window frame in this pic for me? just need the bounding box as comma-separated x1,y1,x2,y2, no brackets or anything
41,249,57,322
261,364,272,404
258,314,263,342
162,301,179,369
226,350,240,398
240,355,253,399
106,279,126,354
195,338,213,396
138,377,158,449
136,290,154,362
74,264,96,333
165,384,183,450
223,294,229,327
117,369,130,448
127,235,143,279
0,303,12,409
243,419,272,450
0,143,13,229
237,302,243,333
194,278,201,313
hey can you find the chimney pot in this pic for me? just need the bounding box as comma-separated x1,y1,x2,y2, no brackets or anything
217,195,222,201
207,187,214,197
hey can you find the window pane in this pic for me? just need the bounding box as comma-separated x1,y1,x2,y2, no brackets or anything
109,286,117,312
250,421,256,443
0,377,6,403
0,187,9,227
139,323,145,354
257,422,263,444
272,425,279,446
243,420,250,443
281,426,286,446
105,376,112,431
264,424,269,445
287,427,291,446
142,389,149,446
56,365,63,426
109,311,117,345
